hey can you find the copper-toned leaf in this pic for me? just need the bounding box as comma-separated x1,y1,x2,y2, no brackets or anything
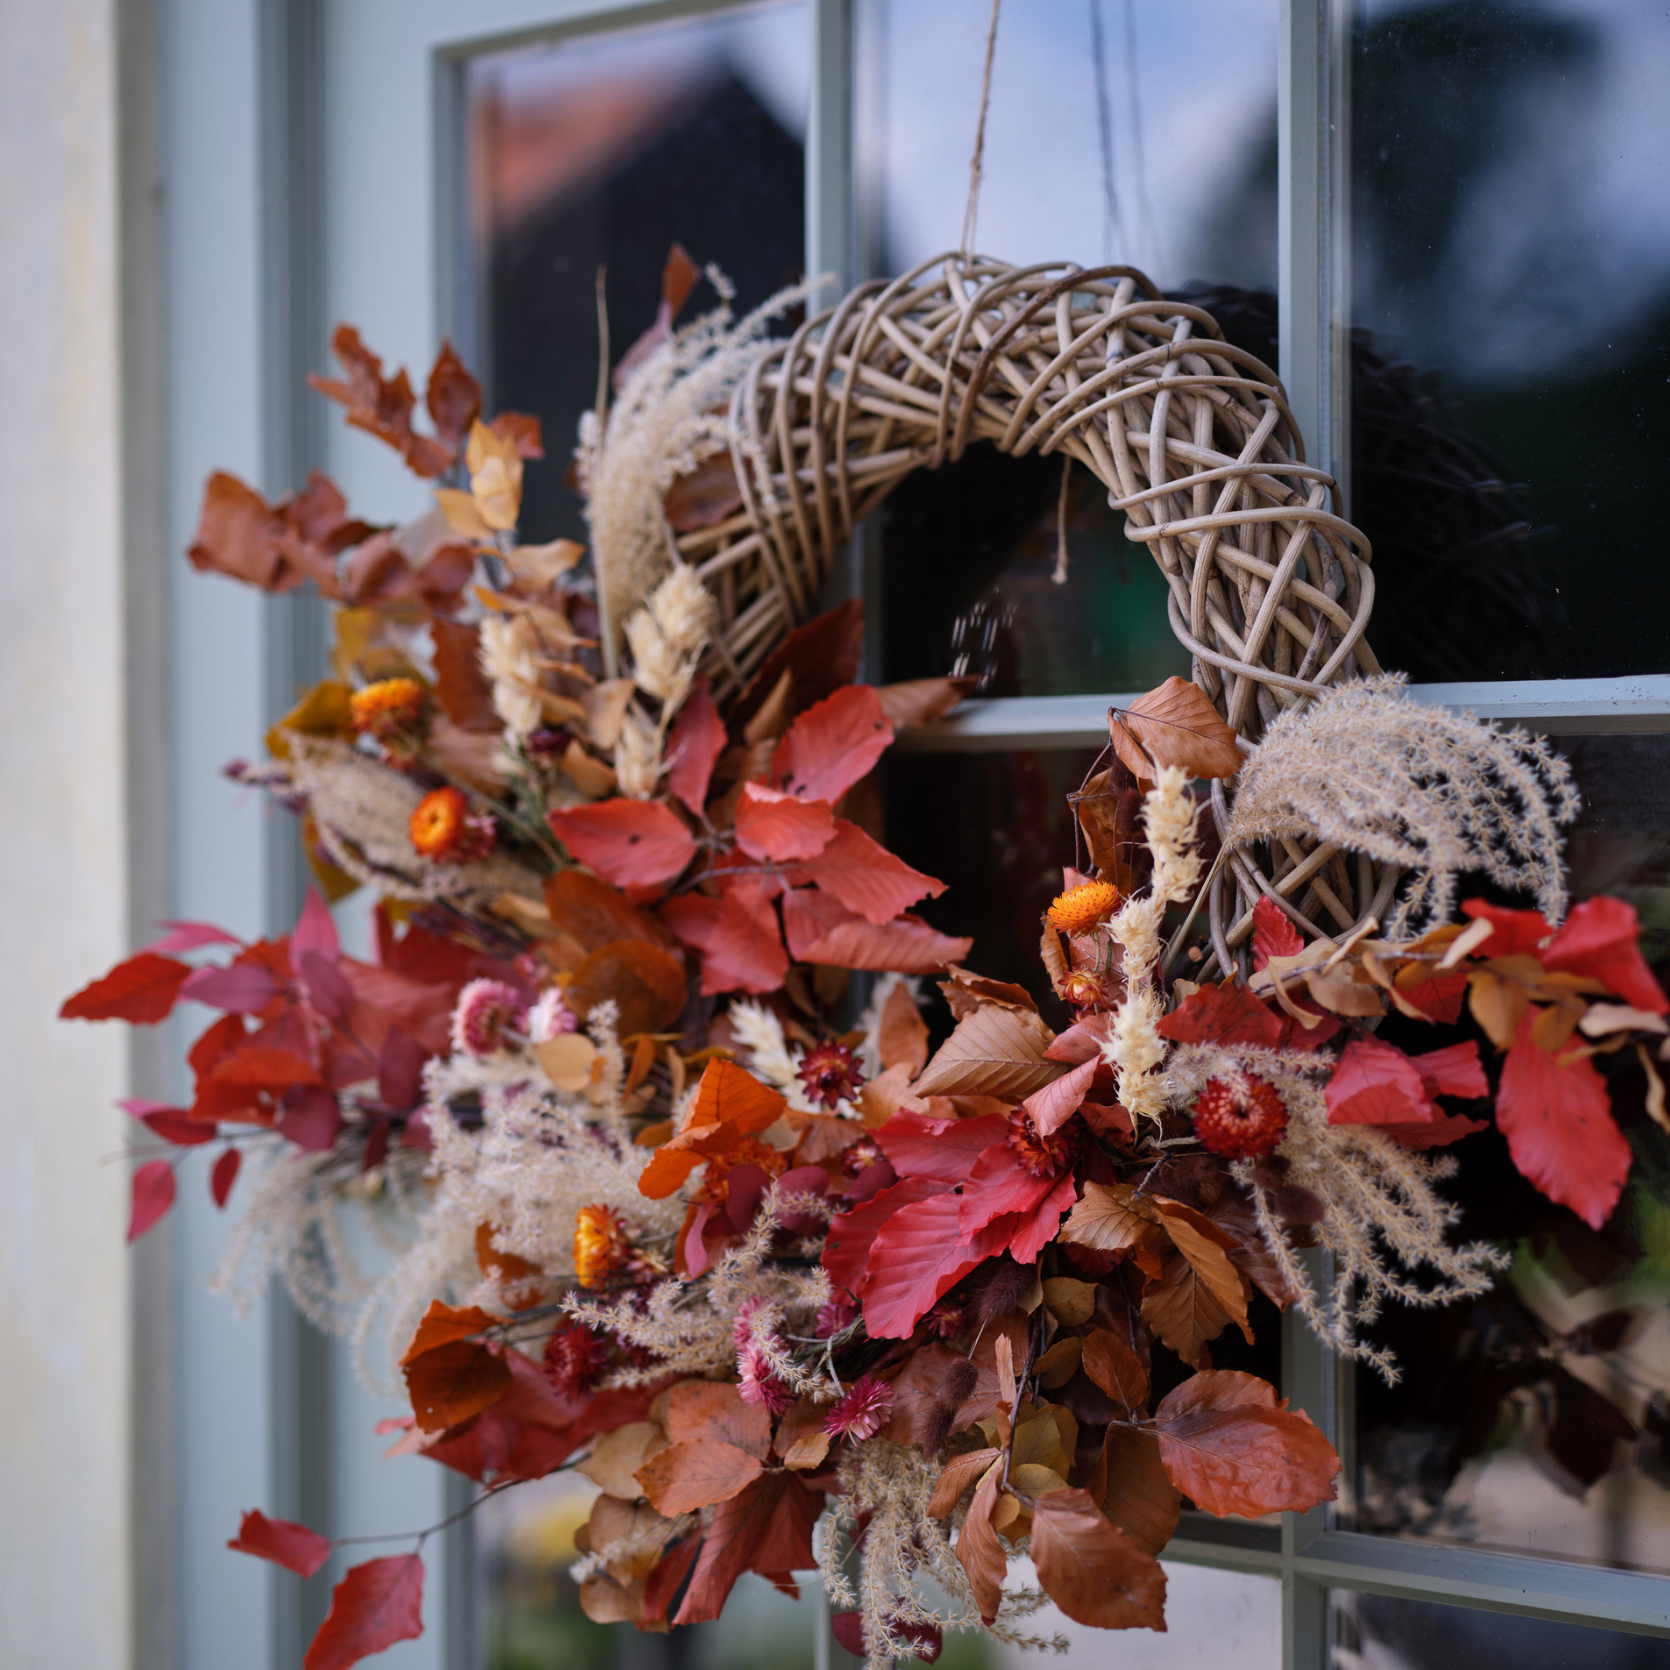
771,685,894,805
303,1554,425,1670
310,325,453,477
928,1448,1001,1518
800,820,945,924
874,677,977,730
673,1472,821,1625
1109,677,1243,781
957,1464,1007,1624
567,939,687,1037
1059,1182,1165,1255
637,1062,787,1199
1082,1326,1150,1411
775,1397,832,1471
636,1439,764,1515
664,451,743,532
1068,763,1147,890
403,1332,511,1434
547,799,697,888
1029,1487,1167,1630
579,1421,661,1500
544,869,678,957
228,1508,332,1578
431,619,500,732
912,1003,1063,1100
877,980,930,1076
733,784,837,862
1098,1425,1181,1556
666,1378,772,1458
424,340,483,444
1153,1370,1340,1518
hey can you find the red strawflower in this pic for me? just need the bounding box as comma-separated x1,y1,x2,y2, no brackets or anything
840,1136,884,1178
1193,1075,1290,1159
1006,1107,1082,1177
798,1041,865,1109
824,1373,893,1442
543,1321,609,1397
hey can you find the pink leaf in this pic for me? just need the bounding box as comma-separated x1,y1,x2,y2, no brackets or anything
147,920,245,954
291,887,341,964
1023,1056,1098,1136
547,799,698,888
1413,1040,1489,1100
304,1554,425,1670
180,962,278,1014
275,1088,344,1153
770,685,893,804
228,1508,332,1578
665,678,727,816
128,1160,176,1242
733,784,837,862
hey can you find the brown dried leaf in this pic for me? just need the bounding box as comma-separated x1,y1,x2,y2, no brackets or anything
1109,677,1243,782
1042,1276,1097,1327
1081,1326,1150,1411
635,1439,764,1516
877,981,930,1076
928,1448,1002,1518
873,677,978,730
912,1003,1062,1100
1097,1425,1182,1556
578,1421,661,1499
957,1465,1007,1623
1029,1487,1168,1630
1059,1182,1166,1255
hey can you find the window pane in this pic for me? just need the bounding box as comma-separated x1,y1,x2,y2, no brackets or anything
859,0,1277,697
1342,735,1670,1574
1343,0,1670,680
1332,1590,1670,1669
465,2,807,547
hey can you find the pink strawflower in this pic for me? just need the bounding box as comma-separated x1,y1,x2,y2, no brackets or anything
450,979,527,1057
737,1341,794,1415
529,988,578,1043
824,1373,893,1442
732,1295,766,1351
814,1300,856,1339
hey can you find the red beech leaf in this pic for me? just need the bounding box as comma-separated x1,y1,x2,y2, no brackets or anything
732,601,865,734
1326,1036,1436,1127
875,1111,1009,1183
1023,1055,1098,1137
659,887,789,996
666,1378,773,1458
1543,895,1668,1015
547,799,697,888
858,1194,1016,1338
489,411,543,459
141,1110,218,1147
1154,1370,1340,1517
636,1439,764,1515
1029,1487,1168,1630
820,1176,945,1299
1157,982,1283,1049
228,1508,332,1578
780,890,971,972
62,952,193,1024
1251,896,1304,970
1082,1327,1151,1412
545,868,679,956
432,619,500,732
800,820,945,924
1098,1424,1182,1556
304,1553,425,1670
1413,1041,1489,1100
1109,677,1243,781
404,1337,512,1433
733,784,837,862
665,678,727,816
128,1160,176,1242
1497,1011,1631,1229
211,1148,242,1208
771,685,894,804
832,1610,943,1663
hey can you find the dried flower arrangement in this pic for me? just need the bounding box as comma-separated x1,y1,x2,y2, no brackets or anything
62,255,1670,1670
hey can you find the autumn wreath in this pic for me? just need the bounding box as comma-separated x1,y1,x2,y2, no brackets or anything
63,256,1670,1669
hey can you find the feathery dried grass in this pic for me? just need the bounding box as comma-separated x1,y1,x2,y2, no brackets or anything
1226,674,1578,935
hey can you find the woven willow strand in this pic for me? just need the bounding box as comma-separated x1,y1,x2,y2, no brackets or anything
674,254,1389,958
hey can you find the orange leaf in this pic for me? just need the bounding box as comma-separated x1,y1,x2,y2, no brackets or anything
1109,676,1243,781
1030,1487,1167,1630
1058,1182,1164,1255
1097,1425,1181,1556
665,1379,772,1458
544,869,679,957
1153,1370,1340,1517
403,1335,511,1434
1081,1327,1150,1411
401,1299,499,1365
638,1060,787,1198
877,981,930,1076
780,890,972,973
928,1448,1001,1518
546,800,697,888
771,685,894,804
303,1554,425,1670
636,1439,764,1515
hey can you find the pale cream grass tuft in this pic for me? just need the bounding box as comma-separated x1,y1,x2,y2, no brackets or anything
478,612,547,738
578,273,819,652
614,563,721,795
1226,674,1578,936
1165,1042,1508,1383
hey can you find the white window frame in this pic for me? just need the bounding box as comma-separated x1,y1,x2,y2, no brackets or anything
158,2,1670,1667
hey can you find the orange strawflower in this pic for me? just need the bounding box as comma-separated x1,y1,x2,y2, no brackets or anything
350,676,428,752
574,1203,629,1289
1047,879,1121,934
409,786,495,863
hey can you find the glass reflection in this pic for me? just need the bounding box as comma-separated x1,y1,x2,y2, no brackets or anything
1333,1590,1670,1669
465,2,807,546
1344,735,1670,1574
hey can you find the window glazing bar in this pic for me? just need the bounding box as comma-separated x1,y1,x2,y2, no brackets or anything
893,676,1670,752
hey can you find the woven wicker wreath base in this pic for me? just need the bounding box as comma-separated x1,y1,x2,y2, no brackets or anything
678,254,1392,967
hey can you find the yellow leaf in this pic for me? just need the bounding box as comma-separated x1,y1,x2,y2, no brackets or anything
467,419,522,531
1468,968,1531,1050
537,1033,598,1091
1042,1276,1098,1327
507,538,585,589
434,487,494,541
561,738,618,799
266,678,353,759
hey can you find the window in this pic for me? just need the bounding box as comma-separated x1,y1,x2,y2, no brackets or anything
160,2,1670,1666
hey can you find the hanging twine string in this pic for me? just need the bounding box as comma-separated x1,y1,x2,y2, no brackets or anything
959,0,1003,261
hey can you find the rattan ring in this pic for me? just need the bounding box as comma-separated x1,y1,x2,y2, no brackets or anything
676,253,1390,962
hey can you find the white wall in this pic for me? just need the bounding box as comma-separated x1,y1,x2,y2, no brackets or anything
0,1,142,1665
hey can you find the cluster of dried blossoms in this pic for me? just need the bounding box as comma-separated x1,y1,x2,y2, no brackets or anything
62,267,1670,1670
